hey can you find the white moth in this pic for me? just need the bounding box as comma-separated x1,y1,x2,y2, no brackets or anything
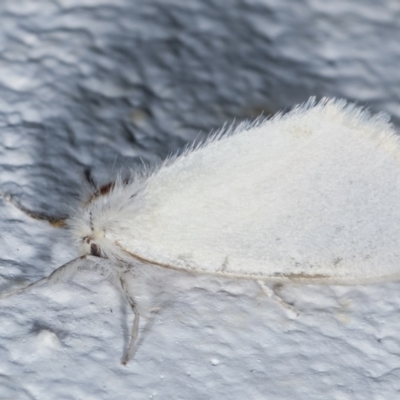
2,98,400,364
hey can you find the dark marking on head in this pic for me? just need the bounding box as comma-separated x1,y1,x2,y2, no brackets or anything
99,182,115,196
90,243,101,257
84,168,97,189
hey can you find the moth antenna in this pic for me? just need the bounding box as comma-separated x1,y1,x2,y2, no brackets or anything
119,272,140,366
111,153,119,175
257,280,300,319
0,276,49,300
0,257,85,300
1,193,67,228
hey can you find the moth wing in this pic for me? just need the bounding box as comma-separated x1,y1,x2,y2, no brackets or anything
112,100,400,284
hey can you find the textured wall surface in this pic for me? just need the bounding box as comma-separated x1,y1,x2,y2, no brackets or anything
0,0,400,399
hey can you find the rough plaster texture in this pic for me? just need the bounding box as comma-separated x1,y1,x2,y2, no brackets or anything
1,0,400,399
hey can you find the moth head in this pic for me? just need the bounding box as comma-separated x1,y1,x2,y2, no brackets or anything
70,182,113,259
69,177,139,261
75,211,106,257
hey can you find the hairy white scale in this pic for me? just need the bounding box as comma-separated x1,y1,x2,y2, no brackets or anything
71,98,400,283
3,97,400,364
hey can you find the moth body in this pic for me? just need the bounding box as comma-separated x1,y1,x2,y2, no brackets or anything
69,98,400,285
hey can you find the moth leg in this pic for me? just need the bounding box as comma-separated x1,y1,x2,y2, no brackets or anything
119,272,140,366
0,193,67,227
71,256,141,364
257,280,299,318
0,256,86,300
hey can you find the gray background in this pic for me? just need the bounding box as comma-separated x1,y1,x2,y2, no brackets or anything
0,0,400,399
